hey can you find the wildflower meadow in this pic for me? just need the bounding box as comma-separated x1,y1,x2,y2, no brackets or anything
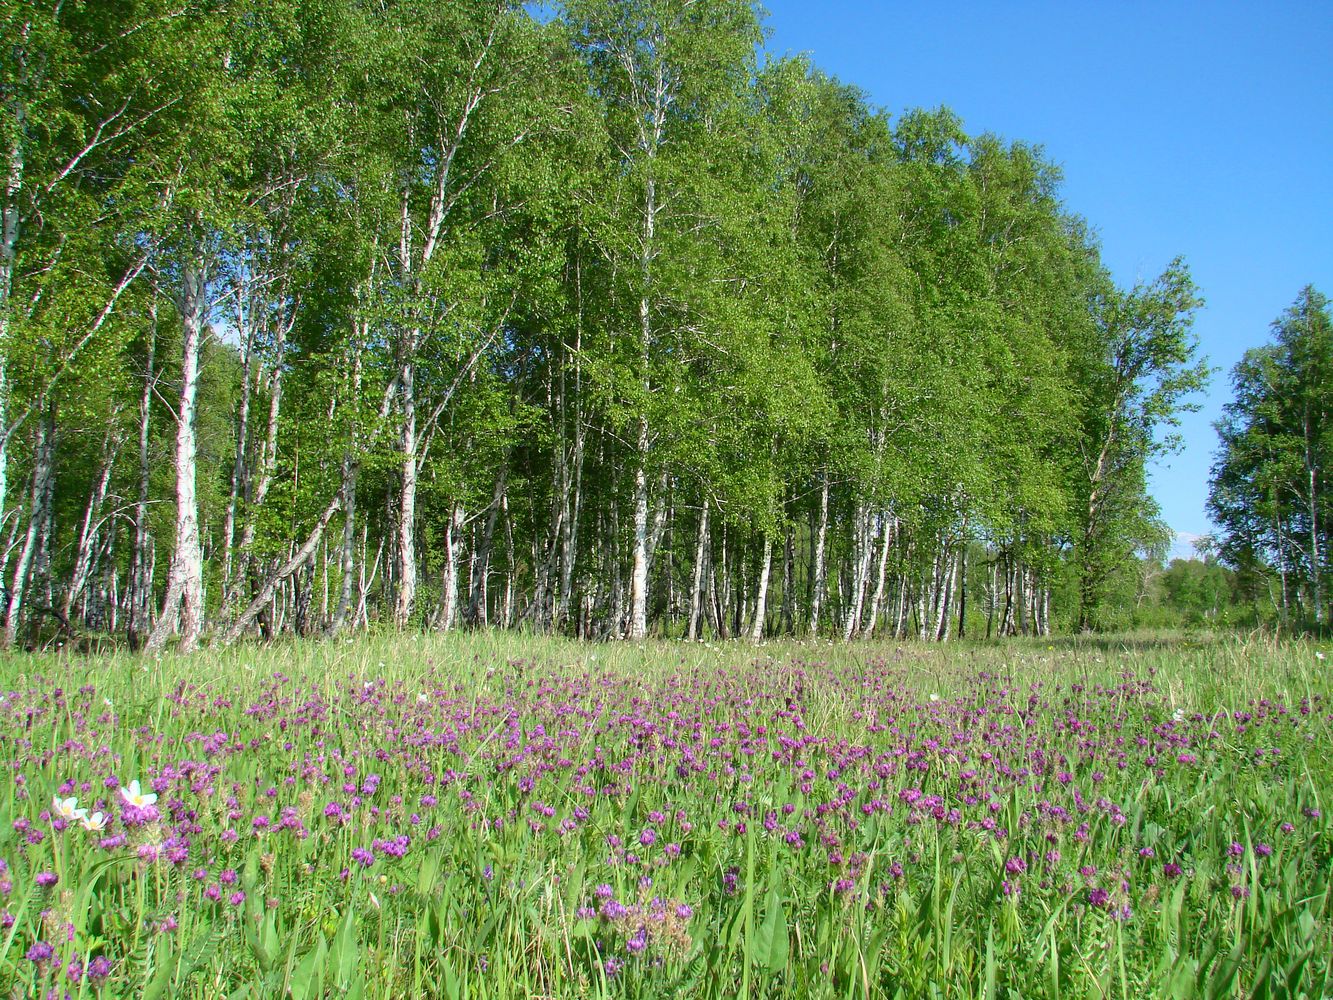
0,633,1329,998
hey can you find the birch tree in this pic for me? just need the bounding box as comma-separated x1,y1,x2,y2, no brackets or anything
1210,287,1331,629
567,0,764,639
1070,260,1206,629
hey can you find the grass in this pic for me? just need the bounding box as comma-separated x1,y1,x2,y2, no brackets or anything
0,630,1329,998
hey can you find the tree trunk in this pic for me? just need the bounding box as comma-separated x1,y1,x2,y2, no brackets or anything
394,352,417,629
147,261,207,653
781,517,795,635
1309,464,1324,627
1001,552,1015,636
0,82,25,535
843,506,874,640
557,415,584,631
128,304,158,647
501,493,515,627
64,427,120,623
628,415,651,640
986,554,997,640
893,563,910,640
469,468,507,627
326,459,359,639
748,533,771,642
809,468,830,634
30,422,56,619
864,514,894,638
217,491,342,645
293,561,313,638
3,410,53,648
712,523,731,639
225,308,287,617
957,542,967,639
687,499,709,640
220,294,255,619
436,502,464,632
1017,563,1028,635
356,528,382,630
936,549,959,641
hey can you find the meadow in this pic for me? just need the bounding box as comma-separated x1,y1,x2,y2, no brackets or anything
0,632,1329,999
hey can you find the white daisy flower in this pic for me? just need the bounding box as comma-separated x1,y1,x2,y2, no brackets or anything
119,780,158,809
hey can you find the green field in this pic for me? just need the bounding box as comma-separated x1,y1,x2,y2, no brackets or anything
1,633,1329,998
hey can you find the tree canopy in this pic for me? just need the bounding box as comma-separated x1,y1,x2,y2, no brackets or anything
1209,286,1331,632
0,0,1207,648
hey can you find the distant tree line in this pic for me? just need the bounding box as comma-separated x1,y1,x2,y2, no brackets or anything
0,0,1207,651
1210,287,1331,633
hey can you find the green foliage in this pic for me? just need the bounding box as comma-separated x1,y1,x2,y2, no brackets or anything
0,0,1216,645
1070,260,1208,629
1209,287,1332,631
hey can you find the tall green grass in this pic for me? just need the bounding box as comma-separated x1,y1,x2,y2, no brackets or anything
0,631,1328,998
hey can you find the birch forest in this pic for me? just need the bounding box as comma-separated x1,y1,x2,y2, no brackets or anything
0,0,1209,651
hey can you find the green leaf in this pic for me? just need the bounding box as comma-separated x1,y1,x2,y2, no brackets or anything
753,879,789,975
289,936,327,1000
417,851,441,896
441,954,462,1000
330,908,358,988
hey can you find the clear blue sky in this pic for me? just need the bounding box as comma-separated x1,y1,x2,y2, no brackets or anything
760,0,1332,555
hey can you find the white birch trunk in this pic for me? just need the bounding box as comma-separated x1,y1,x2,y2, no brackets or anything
394,352,417,629
224,303,286,617
628,417,650,640
687,500,709,640
129,303,157,644
63,430,120,622
2,412,51,647
557,401,584,631
0,66,25,534
843,506,874,640
1309,464,1323,626
936,549,959,641
219,289,255,618
147,262,206,653
864,515,895,638
438,502,465,632
781,519,795,635
748,534,772,642
469,469,506,627
218,492,343,645
809,469,830,634
326,456,358,639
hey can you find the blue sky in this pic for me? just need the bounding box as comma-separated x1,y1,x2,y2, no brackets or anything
759,0,1332,555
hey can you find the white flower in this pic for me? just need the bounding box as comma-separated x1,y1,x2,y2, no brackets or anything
81,811,107,832
52,796,83,822
119,780,158,809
